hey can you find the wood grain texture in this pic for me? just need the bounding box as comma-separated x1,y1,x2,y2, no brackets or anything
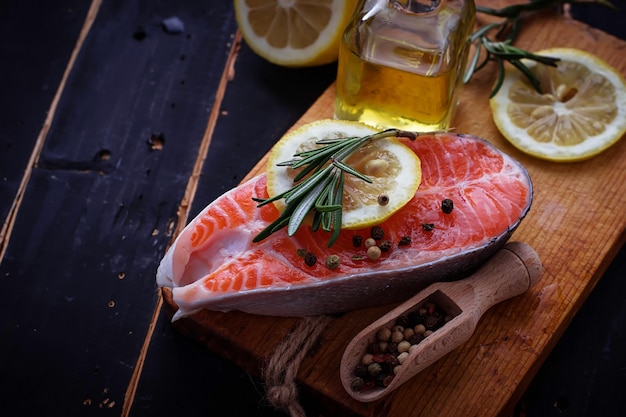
162,4,626,417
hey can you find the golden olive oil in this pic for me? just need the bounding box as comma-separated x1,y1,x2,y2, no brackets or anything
335,0,476,131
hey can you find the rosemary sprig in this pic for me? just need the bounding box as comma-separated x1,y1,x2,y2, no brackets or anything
464,0,616,97
252,129,418,247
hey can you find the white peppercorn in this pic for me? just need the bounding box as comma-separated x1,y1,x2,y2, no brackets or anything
391,330,404,343
361,353,374,365
414,324,426,334
397,340,411,353
364,237,377,248
367,245,382,260
376,327,391,342
403,327,415,340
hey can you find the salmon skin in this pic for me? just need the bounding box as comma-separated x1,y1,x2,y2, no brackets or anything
157,133,533,318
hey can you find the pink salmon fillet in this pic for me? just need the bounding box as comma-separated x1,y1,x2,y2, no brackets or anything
157,133,532,318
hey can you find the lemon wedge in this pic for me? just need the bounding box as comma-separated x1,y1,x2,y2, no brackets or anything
233,0,357,67
490,48,626,162
266,119,422,229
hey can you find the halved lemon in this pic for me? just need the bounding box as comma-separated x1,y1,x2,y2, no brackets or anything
233,0,357,67
490,48,626,162
266,119,422,229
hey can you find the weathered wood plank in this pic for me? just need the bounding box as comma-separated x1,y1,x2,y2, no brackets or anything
0,0,92,254
0,0,240,414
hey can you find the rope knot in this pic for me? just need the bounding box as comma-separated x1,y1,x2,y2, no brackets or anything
262,315,333,417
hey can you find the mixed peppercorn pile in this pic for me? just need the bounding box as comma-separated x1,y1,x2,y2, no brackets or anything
351,299,454,392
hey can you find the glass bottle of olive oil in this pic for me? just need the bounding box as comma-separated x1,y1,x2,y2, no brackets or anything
334,0,475,131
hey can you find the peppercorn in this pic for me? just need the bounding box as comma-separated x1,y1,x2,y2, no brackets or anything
351,377,364,391
391,324,405,333
379,240,393,252
377,194,389,206
408,333,425,345
354,364,368,378
397,340,411,353
384,354,399,368
367,245,382,260
382,374,395,387
403,327,415,340
423,314,439,330
391,329,404,343
398,235,412,246
376,327,392,342
397,351,409,365
422,223,435,231
352,235,363,247
441,198,454,214
414,324,426,334
325,254,341,269
297,248,307,257
351,298,454,392
368,362,383,377
370,225,385,240
364,237,377,248
304,252,317,266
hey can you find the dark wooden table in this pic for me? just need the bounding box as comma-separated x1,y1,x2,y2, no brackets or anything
1,1,624,416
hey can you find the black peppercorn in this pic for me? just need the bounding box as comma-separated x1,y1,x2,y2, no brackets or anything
408,333,425,345
352,235,363,247
398,235,412,246
423,314,439,330
379,240,393,252
370,225,385,240
422,223,435,231
441,198,454,214
304,252,317,267
354,364,368,378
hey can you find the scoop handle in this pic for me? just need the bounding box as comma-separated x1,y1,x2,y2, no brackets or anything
460,241,542,312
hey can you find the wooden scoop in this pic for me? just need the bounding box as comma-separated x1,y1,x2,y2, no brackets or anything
340,241,542,402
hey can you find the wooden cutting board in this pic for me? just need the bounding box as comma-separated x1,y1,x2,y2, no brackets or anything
162,5,626,417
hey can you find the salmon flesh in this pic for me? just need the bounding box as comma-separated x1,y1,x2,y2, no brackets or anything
157,133,533,318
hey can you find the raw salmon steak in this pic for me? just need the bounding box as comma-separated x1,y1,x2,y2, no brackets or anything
157,133,532,318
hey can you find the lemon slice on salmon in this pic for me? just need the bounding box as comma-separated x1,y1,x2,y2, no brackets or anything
233,0,358,67
266,119,422,230
490,48,626,162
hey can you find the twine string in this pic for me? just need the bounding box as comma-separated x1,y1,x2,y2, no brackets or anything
263,315,334,417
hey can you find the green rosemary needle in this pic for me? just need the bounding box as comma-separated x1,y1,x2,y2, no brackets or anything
465,0,615,97
252,129,418,247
